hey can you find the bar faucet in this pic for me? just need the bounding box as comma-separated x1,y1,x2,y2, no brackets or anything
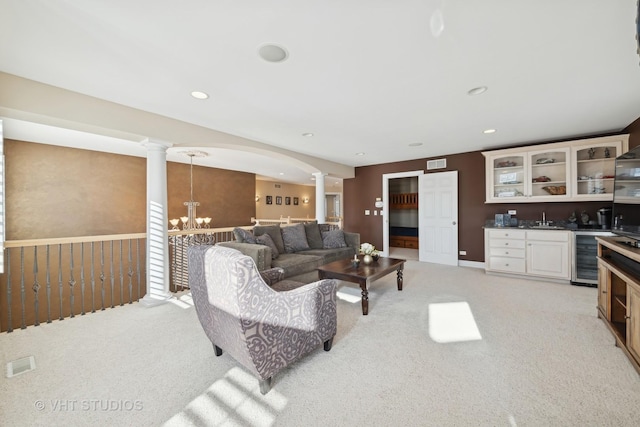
542,212,546,225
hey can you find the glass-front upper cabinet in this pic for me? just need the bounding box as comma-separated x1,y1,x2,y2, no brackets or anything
483,134,629,204
487,153,528,202
527,147,570,200
571,138,625,201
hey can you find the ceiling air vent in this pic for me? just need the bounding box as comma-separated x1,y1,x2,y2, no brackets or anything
427,158,446,170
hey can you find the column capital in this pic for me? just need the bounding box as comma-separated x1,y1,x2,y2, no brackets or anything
141,138,173,152
312,172,328,177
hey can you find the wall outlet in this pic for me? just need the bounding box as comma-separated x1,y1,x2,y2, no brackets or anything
364,210,370,215
508,210,516,215
459,250,467,255
374,210,378,215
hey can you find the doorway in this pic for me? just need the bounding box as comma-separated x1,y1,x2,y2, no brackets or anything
382,171,424,257
382,170,459,265
325,192,341,222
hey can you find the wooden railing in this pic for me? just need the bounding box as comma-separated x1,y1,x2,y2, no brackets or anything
390,193,418,209
251,216,343,229
1,221,345,332
1,233,146,332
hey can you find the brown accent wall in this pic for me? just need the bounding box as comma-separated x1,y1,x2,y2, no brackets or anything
5,139,255,240
167,162,255,229
625,116,640,149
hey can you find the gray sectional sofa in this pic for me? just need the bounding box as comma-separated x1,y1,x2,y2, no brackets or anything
217,222,360,283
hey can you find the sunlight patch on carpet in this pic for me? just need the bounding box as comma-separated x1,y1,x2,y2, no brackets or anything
336,286,362,304
169,292,194,309
428,301,482,343
164,367,287,427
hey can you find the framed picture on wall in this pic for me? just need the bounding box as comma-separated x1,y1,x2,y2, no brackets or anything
266,195,272,205
276,196,282,205
293,197,299,205
285,196,291,205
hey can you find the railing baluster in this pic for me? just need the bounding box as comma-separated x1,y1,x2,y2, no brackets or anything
46,245,51,323
80,242,86,315
119,240,124,306
68,243,75,318
90,242,95,313
100,241,105,311
58,244,63,321
110,241,114,308
128,239,133,304
137,239,141,299
6,248,12,332
20,247,26,329
33,246,40,326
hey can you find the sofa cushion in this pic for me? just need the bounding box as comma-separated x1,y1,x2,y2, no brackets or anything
255,233,279,259
281,223,310,253
304,222,324,249
233,227,257,244
254,224,285,254
272,253,322,278
321,229,347,249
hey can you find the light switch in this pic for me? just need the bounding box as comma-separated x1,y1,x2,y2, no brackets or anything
365,210,370,215
374,210,378,215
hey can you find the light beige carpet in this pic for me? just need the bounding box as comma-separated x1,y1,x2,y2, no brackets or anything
1,261,640,426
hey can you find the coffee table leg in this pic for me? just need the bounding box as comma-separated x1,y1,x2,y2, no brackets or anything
397,267,403,291
359,281,369,315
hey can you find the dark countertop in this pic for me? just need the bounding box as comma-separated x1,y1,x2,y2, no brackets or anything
484,220,612,232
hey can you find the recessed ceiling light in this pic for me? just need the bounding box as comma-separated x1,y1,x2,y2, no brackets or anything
311,177,316,181
191,91,209,99
356,152,365,156
483,129,497,134
302,133,314,137
408,142,423,147
258,44,289,63
468,86,488,96
279,172,285,175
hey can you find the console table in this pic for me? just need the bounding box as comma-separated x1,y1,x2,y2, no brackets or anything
596,236,640,374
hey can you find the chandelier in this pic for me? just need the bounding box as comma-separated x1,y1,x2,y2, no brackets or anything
169,151,211,230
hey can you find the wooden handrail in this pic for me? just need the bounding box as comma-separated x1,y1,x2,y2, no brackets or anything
4,232,147,248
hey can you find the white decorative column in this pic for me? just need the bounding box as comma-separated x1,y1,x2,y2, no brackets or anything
140,138,173,307
313,172,328,224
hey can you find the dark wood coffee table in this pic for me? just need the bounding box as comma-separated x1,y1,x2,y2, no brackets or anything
318,256,405,315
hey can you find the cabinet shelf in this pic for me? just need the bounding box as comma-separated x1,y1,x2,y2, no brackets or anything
532,162,566,167
577,158,615,163
532,181,566,185
614,295,627,310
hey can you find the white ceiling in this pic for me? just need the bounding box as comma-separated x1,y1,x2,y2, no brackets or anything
1,1,640,185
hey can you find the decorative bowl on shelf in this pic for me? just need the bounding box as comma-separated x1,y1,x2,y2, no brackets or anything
542,185,566,195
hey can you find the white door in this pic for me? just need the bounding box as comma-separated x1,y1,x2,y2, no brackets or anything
419,171,458,265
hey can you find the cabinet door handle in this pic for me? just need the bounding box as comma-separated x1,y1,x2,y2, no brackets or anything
505,251,509,254
505,264,509,267
505,243,509,246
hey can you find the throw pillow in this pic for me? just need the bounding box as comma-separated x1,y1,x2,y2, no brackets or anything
256,233,280,259
304,223,323,249
281,223,310,253
233,227,257,244
254,224,285,254
321,229,347,249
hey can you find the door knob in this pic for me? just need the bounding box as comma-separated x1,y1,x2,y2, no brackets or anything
452,221,457,225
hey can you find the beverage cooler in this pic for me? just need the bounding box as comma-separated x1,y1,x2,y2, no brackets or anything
572,230,614,286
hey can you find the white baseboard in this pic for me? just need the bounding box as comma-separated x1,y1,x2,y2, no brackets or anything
458,260,485,269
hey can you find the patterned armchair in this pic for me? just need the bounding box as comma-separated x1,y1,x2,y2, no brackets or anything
187,245,337,394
